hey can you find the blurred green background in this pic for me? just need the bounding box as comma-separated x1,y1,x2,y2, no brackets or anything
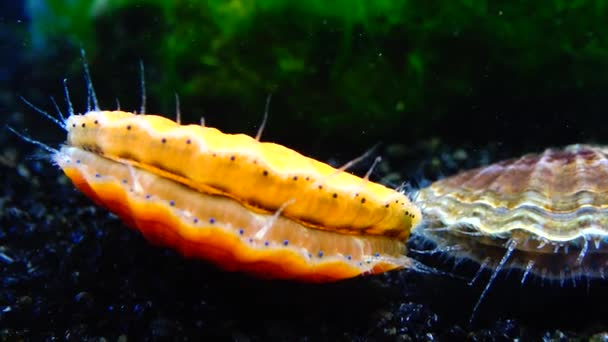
8,0,608,162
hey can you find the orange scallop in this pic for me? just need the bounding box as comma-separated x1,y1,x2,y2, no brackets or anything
65,110,420,240
49,107,421,282
55,146,414,282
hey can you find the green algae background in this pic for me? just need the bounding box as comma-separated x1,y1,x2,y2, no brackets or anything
23,0,608,158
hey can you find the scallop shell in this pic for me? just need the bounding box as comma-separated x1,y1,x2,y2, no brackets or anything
412,144,608,281
51,110,421,282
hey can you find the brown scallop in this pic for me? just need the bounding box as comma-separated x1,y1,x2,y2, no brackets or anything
412,144,608,283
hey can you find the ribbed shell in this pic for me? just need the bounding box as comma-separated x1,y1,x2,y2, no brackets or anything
417,145,608,244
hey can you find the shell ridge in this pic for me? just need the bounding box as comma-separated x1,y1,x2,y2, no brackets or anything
420,194,608,239
446,162,504,194
422,183,608,212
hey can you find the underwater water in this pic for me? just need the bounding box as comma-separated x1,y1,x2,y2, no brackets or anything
2,0,608,339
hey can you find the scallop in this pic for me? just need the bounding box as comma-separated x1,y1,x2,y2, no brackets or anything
411,144,608,283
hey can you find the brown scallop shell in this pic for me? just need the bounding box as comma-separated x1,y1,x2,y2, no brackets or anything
412,144,608,281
